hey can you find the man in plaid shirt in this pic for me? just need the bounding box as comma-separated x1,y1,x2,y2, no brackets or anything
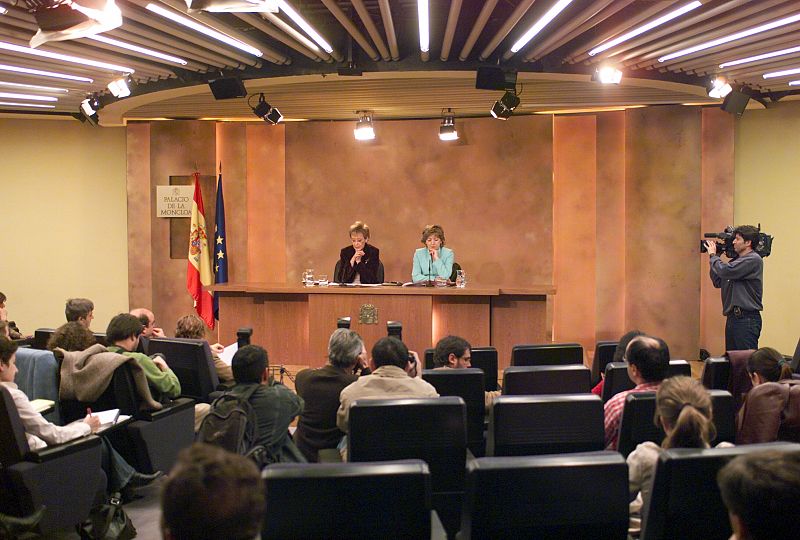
604,335,670,450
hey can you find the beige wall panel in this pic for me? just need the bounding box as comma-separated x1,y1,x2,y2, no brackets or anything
625,106,702,360
491,296,549,372
284,116,553,287
700,108,735,356
1,119,128,332
553,115,596,362
127,123,153,311
432,297,491,348
246,123,286,283
149,121,216,334
216,123,249,284
735,101,800,353
595,112,626,344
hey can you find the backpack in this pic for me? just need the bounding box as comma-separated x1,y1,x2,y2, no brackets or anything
197,385,261,456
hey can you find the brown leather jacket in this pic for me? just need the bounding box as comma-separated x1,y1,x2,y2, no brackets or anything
736,379,800,444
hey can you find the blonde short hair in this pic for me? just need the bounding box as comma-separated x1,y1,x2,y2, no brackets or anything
349,221,370,239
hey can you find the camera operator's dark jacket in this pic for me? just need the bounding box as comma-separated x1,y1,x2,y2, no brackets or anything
709,251,763,315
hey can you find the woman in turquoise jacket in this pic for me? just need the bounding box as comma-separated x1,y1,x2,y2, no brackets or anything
412,224,454,282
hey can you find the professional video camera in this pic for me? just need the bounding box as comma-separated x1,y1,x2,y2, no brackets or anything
700,224,773,258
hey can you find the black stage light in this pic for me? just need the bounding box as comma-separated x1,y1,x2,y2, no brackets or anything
490,91,520,120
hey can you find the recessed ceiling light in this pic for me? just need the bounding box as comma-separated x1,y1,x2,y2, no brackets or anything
719,45,800,69
763,67,800,79
511,0,574,53
0,41,134,73
0,91,57,102
87,35,188,65
0,80,68,93
0,64,93,83
417,0,429,53
278,0,333,54
0,101,56,109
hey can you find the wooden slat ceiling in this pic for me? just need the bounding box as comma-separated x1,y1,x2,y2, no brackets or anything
0,0,797,123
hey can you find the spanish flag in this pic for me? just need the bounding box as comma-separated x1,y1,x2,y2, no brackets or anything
187,173,215,328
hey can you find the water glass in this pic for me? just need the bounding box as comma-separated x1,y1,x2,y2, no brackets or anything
456,269,466,288
303,269,314,287
318,274,329,287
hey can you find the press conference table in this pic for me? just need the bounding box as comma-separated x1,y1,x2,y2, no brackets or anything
212,283,555,371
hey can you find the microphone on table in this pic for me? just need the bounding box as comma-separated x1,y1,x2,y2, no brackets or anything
427,250,435,286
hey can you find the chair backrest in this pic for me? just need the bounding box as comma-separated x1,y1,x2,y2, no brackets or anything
502,365,591,396
511,343,583,367
471,347,498,392
641,442,800,540
424,348,435,370
591,341,618,386
667,360,691,378
602,362,634,402
348,397,466,493
146,337,220,402
709,390,735,445
617,392,664,457
702,357,731,390
32,328,55,350
460,452,628,539
726,349,755,413
59,362,141,423
13,347,61,424
422,369,485,453
263,460,432,539
488,394,604,457
0,385,31,466
449,261,461,282
377,260,385,283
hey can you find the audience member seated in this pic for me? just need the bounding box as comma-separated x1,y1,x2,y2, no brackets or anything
65,298,94,328
230,345,305,463
0,335,161,496
161,443,264,540
130,308,166,338
736,347,799,444
592,329,645,397
0,291,25,339
433,335,500,410
105,314,181,401
294,329,366,462
174,314,233,384
627,376,731,537
717,448,800,540
604,335,669,450
337,337,438,436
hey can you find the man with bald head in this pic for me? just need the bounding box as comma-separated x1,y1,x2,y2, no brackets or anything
603,334,670,450
130,308,165,339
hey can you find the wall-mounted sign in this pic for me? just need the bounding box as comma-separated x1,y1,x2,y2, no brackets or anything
156,185,193,217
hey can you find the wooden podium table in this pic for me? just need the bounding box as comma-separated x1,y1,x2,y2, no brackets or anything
212,283,555,372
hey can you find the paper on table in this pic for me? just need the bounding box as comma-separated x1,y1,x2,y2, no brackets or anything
219,342,238,366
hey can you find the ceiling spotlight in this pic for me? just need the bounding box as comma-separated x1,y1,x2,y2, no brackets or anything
249,93,282,124
707,77,732,99
80,95,100,116
354,111,375,141
107,77,130,98
439,109,458,141
593,66,623,84
490,91,520,120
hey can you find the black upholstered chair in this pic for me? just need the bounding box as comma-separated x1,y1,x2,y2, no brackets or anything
502,365,591,396
487,394,604,457
31,328,55,350
13,347,61,424
0,386,105,535
511,342,583,367
59,361,195,473
424,346,499,392
423,368,486,455
709,390,736,445
263,460,446,540
667,359,691,377
458,452,628,540
617,392,664,457
701,357,731,390
424,348,435,370
592,340,618,386
348,397,468,537
601,362,635,403
641,442,800,540
146,337,220,402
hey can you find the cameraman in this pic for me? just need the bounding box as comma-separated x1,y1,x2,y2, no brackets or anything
704,225,763,351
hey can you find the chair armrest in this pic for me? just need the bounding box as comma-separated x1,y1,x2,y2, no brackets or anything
137,397,195,421
431,510,448,540
24,434,102,463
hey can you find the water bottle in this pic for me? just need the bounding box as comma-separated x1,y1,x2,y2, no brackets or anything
456,270,466,288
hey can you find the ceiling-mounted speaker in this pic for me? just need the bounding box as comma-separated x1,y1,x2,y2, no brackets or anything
208,77,247,100
721,90,750,116
475,67,517,91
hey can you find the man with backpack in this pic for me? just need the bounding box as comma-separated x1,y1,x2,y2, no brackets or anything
200,344,305,464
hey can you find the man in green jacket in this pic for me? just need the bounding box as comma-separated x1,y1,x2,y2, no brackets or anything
106,313,181,399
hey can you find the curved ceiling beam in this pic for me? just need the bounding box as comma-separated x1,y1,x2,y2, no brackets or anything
459,0,498,61
440,0,462,61
320,0,379,62
378,0,399,61
351,0,391,61
482,0,535,61
247,12,328,62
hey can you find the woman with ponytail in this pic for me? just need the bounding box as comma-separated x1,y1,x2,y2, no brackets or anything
737,347,800,444
627,376,730,536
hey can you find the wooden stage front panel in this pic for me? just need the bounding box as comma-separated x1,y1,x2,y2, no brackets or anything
214,284,554,371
